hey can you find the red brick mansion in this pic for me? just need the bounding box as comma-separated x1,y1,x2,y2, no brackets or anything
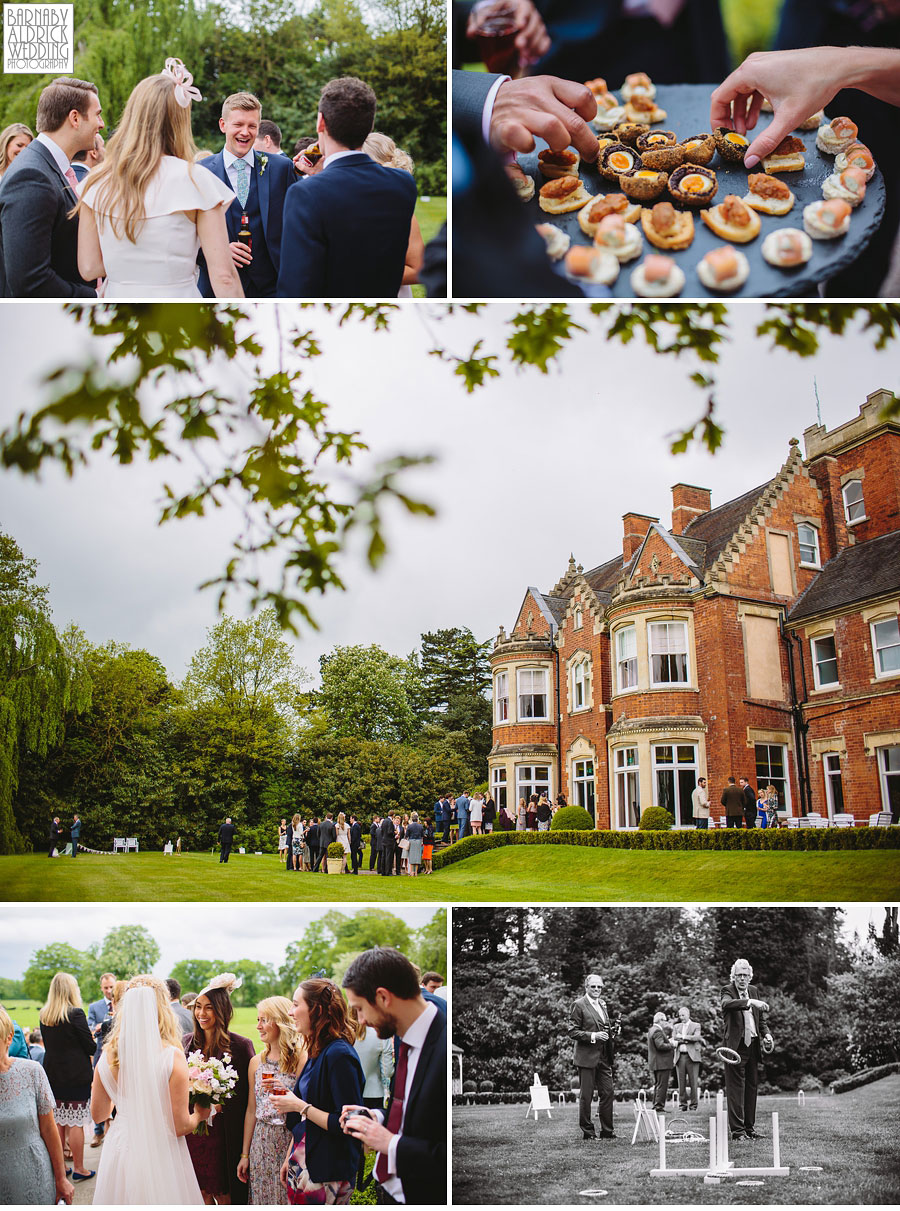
488,389,900,827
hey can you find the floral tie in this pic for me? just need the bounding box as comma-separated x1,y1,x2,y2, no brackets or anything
235,158,250,208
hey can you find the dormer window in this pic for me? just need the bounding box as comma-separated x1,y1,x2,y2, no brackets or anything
797,523,820,567
842,479,865,524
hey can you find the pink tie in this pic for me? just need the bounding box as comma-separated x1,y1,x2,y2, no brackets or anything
650,0,685,26
64,167,79,191
375,1042,409,1185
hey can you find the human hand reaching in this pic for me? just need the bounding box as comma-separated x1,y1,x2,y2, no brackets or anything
490,75,598,159
710,47,848,168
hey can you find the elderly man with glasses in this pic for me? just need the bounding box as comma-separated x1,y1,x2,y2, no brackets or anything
721,958,774,1141
570,973,616,1141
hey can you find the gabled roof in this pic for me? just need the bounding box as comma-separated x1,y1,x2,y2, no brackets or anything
788,530,900,623
583,555,622,599
681,480,773,573
525,585,563,632
633,522,699,571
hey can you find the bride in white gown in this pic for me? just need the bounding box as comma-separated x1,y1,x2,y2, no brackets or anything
76,60,243,298
91,975,210,1205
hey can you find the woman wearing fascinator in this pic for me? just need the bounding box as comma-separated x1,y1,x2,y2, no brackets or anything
185,972,255,1205
89,975,210,1204
74,60,243,297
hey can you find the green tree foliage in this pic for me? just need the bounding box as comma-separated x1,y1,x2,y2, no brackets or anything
23,942,95,1001
168,958,219,996
5,304,895,634
92,925,161,980
0,531,90,853
413,628,492,769
0,977,26,998
287,733,476,821
168,611,308,848
17,639,175,850
411,907,447,977
279,909,413,987
316,645,420,744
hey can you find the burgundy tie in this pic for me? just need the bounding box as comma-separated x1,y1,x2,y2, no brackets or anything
375,1041,409,1184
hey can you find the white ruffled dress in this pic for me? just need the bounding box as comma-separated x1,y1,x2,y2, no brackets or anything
80,156,235,297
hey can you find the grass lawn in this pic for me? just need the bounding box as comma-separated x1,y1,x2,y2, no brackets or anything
453,1077,900,1204
1,846,897,901
412,194,445,298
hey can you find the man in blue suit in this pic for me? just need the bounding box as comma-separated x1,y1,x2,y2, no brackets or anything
197,92,295,297
277,77,417,298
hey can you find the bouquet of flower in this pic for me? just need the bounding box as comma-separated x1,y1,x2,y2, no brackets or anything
186,1050,240,1135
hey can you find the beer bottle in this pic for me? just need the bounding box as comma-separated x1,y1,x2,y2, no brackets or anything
238,213,252,255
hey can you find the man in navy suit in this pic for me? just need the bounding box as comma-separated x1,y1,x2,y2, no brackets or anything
87,973,116,1142
197,92,295,297
342,947,446,1205
0,76,103,296
277,77,417,298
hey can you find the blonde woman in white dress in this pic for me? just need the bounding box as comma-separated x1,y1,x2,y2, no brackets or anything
76,60,242,297
335,812,351,874
91,975,210,1205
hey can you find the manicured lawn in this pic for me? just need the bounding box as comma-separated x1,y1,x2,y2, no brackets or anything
1,846,897,901
453,1077,900,1204
412,194,445,298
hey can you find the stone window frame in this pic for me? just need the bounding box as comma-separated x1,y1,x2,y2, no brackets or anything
494,669,510,724
648,618,690,689
841,477,866,525
567,650,592,714
517,666,550,722
573,605,584,630
613,623,639,695
796,520,821,569
810,631,840,691
870,614,900,681
612,745,641,831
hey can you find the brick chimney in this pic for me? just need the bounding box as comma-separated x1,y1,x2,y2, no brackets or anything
623,513,658,562
671,483,712,535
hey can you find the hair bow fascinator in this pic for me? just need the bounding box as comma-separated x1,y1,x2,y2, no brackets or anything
198,972,243,998
162,58,202,107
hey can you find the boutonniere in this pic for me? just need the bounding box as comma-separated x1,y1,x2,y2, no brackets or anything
258,153,268,177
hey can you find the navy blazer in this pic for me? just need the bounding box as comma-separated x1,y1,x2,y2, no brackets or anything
286,1038,363,1184
0,139,96,297
196,148,295,290
277,153,417,298
388,1008,447,1205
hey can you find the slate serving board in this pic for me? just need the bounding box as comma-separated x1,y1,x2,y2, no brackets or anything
515,83,885,298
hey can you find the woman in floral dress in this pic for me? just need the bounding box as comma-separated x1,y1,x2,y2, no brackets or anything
238,997,306,1204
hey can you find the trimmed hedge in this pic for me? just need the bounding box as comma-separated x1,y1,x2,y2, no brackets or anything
432,827,900,869
831,1062,900,1094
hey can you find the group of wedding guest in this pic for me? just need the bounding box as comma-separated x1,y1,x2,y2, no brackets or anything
0,63,421,299
2,947,445,1205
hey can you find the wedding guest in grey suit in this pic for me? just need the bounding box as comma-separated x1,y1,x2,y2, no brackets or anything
673,1005,702,1110
166,979,195,1036
0,76,103,295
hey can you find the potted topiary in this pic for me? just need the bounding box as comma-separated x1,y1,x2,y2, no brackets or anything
326,840,345,874
638,806,675,830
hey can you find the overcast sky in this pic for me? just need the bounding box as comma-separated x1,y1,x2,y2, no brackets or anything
0,903,442,983
0,302,896,683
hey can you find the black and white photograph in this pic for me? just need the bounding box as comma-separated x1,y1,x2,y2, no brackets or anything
452,905,900,1205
